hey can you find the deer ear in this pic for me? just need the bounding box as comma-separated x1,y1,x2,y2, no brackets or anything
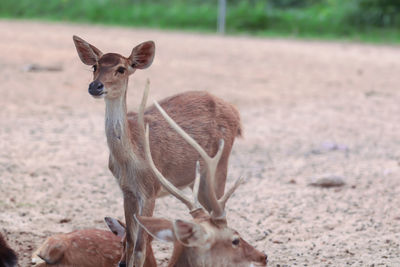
173,219,207,247
135,215,175,242
104,217,126,237
72,35,103,65
129,41,155,69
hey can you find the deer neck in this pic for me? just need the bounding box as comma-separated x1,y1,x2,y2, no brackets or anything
171,248,203,267
104,89,138,164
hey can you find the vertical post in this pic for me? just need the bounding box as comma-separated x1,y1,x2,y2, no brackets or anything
218,0,226,34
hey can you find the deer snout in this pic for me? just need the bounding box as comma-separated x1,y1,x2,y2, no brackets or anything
251,252,268,266
118,261,126,267
88,80,105,97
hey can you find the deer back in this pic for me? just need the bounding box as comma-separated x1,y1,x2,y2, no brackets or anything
32,229,122,267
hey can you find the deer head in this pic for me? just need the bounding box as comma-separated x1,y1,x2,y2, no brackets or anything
72,36,155,99
136,101,268,267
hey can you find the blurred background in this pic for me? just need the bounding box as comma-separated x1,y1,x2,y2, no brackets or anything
1,0,400,43
1,1,400,267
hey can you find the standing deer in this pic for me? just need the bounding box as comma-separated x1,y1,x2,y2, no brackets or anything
0,233,17,267
31,217,125,267
72,36,242,267
136,101,268,267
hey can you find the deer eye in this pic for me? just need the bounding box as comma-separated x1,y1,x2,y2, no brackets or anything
232,238,240,246
117,67,126,74
92,65,97,72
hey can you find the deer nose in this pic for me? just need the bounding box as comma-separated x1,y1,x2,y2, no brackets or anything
88,80,104,96
118,261,126,267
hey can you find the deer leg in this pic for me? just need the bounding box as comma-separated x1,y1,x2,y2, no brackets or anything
122,194,140,267
133,197,156,267
144,235,156,267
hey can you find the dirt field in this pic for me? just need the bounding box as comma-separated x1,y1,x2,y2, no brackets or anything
1,20,400,266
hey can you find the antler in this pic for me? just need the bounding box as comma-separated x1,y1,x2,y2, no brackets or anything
144,124,203,214
138,80,203,215
153,102,224,219
218,176,244,211
138,79,150,137
138,81,242,220
153,102,241,220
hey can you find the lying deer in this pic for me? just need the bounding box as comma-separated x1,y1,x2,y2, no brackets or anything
73,36,242,267
0,233,17,267
136,101,268,267
31,217,125,267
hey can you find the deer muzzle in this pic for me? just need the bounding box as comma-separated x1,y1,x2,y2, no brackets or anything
88,80,105,97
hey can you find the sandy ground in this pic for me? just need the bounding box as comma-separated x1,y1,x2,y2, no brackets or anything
1,20,400,266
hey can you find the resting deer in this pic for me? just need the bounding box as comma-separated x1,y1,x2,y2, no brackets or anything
72,36,242,267
0,233,17,267
136,101,268,267
31,217,125,267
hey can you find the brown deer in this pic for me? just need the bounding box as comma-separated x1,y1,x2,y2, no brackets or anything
136,101,268,267
72,36,242,267
31,217,125,267
0,233,17,267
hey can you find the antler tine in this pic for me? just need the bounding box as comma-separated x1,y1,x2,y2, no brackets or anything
218,176,244,211
144,123,200,213
192,161,201,207
154,101,225,219
138,79,150,134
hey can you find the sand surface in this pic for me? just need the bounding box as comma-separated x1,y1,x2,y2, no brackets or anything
0,20,400,266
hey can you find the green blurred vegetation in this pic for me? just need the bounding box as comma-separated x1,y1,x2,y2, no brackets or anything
1,0,400,43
